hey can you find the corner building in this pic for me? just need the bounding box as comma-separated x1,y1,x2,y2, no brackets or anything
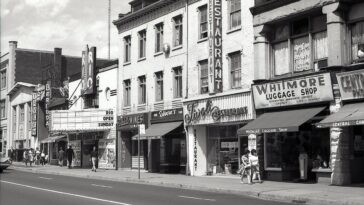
239,0,364,185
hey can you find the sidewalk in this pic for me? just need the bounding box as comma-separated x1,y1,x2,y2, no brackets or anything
8,162,364,205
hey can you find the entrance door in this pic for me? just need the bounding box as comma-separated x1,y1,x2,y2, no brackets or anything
82,140,97,168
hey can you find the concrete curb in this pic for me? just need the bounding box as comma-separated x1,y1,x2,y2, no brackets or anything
9,166,363,205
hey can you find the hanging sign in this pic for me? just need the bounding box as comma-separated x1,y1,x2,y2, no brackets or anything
337,70,364,100
31,92,38,136
208,0,223,93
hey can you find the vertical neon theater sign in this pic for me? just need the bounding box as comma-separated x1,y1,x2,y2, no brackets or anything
208,0,223,94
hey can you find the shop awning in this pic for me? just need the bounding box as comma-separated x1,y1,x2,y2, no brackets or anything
238,107,326,135
317,102,364,128
132,121,183,140
40,135,66,143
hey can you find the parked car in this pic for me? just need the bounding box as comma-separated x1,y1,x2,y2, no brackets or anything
0,156,12,173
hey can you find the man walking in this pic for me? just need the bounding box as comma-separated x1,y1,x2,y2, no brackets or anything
58,147,65,167
66,145,75,169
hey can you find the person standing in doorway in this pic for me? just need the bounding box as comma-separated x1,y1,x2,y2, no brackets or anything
58,147,65,167
66,145,75,169
90,146,98,172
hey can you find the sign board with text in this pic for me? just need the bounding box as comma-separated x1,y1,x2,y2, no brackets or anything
252,73,333,109
337,70,364,100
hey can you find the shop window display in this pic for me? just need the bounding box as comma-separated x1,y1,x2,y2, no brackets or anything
265,126,330,171
207,125,243,174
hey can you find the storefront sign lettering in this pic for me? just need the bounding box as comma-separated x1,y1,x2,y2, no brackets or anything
45,81,51,127
208,0,223,93
193,131,197,171
337,70,364,100
184,100,248,125
252,73,333,109
31,92,38,136
118,114,145,127
98,110,114,127
151,108,183,123
81,46,96,95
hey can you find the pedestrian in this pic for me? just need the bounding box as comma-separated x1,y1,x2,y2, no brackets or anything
90,146,98,172
66,145,75,169
28,148,34,167
240,149,252,184
250,149,262,183
58,147,65,167
35,147,41,165
40,150,46,166
23,149,29,167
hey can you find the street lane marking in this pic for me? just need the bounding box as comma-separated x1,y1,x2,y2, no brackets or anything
1,180,131,205
178,195,216,202
39,177,53,180
91,184,113,188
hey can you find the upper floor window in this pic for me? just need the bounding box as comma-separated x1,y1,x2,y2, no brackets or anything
138,76,146,104
124,79,131,107
198,5,208,39
0,100,5,119
199,60,209,94
351,21,364,62
0,69,6,89
155,71,164,101
229,0,241,29
229,52,241,88
173,15,183,47
272,16,327,76
155,23,164,53
124,36,131,63
138,30,146,59
173,67,182,98
12,106,16,133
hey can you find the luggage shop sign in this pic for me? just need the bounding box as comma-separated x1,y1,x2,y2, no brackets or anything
252,73,333,109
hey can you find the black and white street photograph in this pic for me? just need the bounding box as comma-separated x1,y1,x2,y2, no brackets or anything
1,0,364,204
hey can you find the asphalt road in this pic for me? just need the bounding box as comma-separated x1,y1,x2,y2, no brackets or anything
0,169,293,205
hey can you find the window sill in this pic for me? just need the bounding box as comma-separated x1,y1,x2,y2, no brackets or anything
172,45,183,51
173,97,183,100
123,62,131,66
154,52,163,57
123,105,131,108
197,37,208,44
137,57,146,62
226,26,241,34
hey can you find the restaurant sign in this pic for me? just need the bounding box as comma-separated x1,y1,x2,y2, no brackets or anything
151,108,183,123
252,73,333,109
117,113,149,130
208,0,223,93
183,92,253,125
337,70,364,100
31,92,38,136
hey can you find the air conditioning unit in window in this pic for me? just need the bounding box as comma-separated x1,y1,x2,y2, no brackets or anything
314,59,328,71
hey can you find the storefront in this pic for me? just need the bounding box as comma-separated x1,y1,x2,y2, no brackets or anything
184,91,255,176
50,108,116,169
133,108,186,174
239,73,334,182
316,69,364,184
116,112,149,170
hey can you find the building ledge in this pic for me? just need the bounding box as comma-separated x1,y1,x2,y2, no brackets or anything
250,0,300,15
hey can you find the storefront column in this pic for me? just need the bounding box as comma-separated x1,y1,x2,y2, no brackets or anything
253,24,270,80
330,127,351,185
323,2,348,66
256,134,264,178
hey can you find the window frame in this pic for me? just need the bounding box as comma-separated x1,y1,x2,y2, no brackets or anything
155,23,164,53
124,79,131,107
173,66,183,98
138,30,147,59
228,0,241,30
199,60,209,94
229,51,242,89
27,103,31,130
0,100,5,119
123,35,131,63
12,106,16,134
155,71,164,102
198,5,208,40
271,15,328,78
350,20,364,63
138,75,146,104
173,15,183,47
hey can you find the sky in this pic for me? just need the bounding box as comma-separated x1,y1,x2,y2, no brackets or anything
1,0,131,59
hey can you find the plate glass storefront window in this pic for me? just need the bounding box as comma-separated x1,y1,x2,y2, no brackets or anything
264,126,330,170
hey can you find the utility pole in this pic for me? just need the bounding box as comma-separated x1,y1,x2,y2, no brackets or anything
108,0,111,59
